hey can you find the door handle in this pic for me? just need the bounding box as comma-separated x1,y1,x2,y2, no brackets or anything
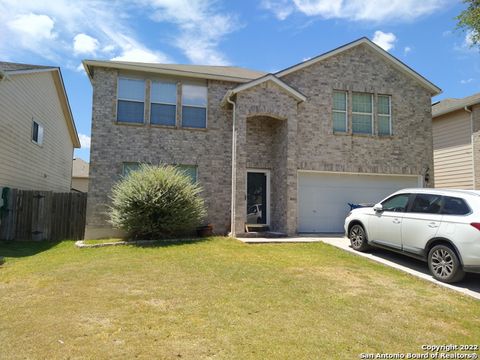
428,222,439,228
392,218,401,224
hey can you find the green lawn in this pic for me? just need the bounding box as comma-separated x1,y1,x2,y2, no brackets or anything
0,237,478,359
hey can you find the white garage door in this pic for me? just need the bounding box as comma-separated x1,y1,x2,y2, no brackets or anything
298,172,421,233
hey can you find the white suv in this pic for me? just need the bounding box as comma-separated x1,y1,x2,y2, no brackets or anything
344,188,480,283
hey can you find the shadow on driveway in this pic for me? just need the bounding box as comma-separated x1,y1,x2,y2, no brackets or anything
367,246,480,293
316,236,480,299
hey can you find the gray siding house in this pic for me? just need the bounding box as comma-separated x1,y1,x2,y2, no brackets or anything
83,38,441,239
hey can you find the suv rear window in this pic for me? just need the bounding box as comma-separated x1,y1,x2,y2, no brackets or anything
442,196,470,215
409,193,442,214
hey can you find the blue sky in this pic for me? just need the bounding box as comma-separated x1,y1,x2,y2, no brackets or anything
0,0,478,162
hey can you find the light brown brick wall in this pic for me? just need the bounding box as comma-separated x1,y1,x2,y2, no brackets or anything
86,43,433,238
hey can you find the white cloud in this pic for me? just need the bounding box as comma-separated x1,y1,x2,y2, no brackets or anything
78,133,91,149
5,13,57,58
140,0,239,65
261,0,294,20
403,46,412,55
372,31,396,51
460,78,474,84
7,13,56,40
465,30,476,47
0,0,236,66
263,0,445,22
0,0,170,64
73,33,99,55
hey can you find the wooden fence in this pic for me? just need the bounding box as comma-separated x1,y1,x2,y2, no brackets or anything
0,189,87,241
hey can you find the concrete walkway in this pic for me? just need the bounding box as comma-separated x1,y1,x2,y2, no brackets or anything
237,235,480,300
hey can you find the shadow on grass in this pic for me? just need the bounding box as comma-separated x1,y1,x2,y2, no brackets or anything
128,236,216,248
0,240,61,259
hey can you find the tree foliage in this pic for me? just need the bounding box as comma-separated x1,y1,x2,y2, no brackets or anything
109,165,206,239
456,0,480,47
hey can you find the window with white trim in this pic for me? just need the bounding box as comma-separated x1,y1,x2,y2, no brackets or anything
352,92,373,134
151,81,177,126
117,78,145,123
182,84,207,128
332,91,347,132
32,120,44,145
378,95,392,136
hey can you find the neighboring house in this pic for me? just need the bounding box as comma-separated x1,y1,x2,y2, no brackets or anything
432,93,480,190
83,37,440,238
0,62,80,192
72,158,89,192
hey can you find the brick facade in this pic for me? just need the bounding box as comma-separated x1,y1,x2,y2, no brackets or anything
85,42,434,239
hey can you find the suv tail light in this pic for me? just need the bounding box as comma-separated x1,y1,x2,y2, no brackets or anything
470,223,480,231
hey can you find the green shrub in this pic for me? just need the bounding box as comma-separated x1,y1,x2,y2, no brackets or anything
109,165,206,239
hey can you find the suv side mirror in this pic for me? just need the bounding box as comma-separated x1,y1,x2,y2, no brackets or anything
373,203,383,212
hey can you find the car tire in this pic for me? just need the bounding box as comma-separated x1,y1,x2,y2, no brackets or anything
428,244,465,283
349,224,370,252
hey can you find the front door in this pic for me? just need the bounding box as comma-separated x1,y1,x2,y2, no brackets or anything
247,171,268,225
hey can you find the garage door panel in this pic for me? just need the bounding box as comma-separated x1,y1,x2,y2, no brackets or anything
298,172,420,233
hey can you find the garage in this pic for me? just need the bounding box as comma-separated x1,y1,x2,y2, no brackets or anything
297,172,421,233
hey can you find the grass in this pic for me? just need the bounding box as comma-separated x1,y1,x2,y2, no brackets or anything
0,237,479,359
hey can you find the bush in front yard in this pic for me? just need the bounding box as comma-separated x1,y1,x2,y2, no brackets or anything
109,165,206,239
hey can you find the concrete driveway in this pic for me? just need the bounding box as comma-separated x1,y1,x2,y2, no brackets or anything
238,235,480,300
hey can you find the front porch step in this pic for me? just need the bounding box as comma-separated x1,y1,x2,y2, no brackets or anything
240,231,288,238
245,224,270,233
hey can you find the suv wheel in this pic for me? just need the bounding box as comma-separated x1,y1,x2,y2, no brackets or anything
349,224,369,252
428,244,465,283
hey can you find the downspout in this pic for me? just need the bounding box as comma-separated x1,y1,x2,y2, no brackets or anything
465,106,475,189
227,94,237,237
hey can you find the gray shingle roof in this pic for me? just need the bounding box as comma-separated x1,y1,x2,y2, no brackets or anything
432,92,480,117
83,60,266,82
0,61,55,72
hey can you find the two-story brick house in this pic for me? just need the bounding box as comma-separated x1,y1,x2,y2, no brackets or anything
83,38,441,239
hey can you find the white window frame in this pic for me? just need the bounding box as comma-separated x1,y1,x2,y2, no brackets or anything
377,94,392,136
150,80,177,126
181,82,208,129
32,119,44,145
352,92,374,135
116,77,146,124
332,90,348,133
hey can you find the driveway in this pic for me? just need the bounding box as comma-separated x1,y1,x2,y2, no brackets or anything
238,235,480,300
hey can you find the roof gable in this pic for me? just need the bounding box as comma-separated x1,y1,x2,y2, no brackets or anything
1,64,80,148
275,37,441,96
222,74,306,105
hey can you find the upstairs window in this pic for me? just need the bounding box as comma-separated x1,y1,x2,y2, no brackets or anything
32,120,44,145
378,95,392,136
332,91,347,132
182,84,207,128
117,78,145,124
352,92,373,134
151,81,177,126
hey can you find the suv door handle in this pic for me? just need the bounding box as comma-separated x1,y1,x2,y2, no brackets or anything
428,222,439,228
392,218,401,224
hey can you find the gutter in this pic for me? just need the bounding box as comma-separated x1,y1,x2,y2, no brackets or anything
226,94,237,237
465,106,475,188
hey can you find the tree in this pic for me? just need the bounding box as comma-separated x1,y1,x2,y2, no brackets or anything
456,0,480,47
